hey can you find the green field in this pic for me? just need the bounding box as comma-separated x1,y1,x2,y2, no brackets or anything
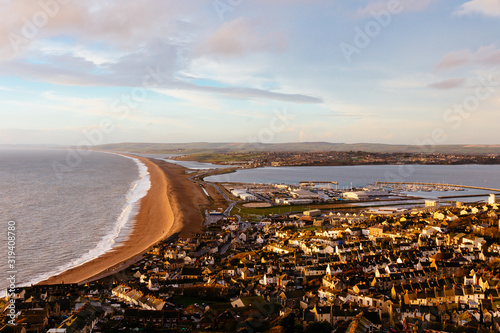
235,205,311,216
234,199,424,219
176,152,263,163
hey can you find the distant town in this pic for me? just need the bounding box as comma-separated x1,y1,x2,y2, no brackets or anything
173,151,500,168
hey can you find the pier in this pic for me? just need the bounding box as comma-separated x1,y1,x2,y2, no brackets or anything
438,193,492,199
299,181,338,186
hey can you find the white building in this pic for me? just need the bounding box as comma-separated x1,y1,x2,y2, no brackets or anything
290,189,320,200
425,200,440,208
304,209,322,217
230,189,257,201
283,198,313,205
342,189,389,200
488,194,496,205
368,207,406,215
239,193,257,201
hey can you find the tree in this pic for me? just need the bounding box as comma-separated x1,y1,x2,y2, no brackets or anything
487,258,500,275
305,321,332,333
280,313,295,333
294,323,304,333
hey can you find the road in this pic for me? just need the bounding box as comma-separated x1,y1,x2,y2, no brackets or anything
189,171,237,216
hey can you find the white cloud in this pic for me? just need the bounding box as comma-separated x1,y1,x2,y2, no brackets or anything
196,17,287,57
436,44,500,70
37,40,121,65
455,0,500,17
428,78,466,90
1,41,179,87
0,0,201,59
156,81,322,104
157,89,224,112
182,56,277,89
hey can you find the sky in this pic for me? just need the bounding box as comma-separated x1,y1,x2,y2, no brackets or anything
1,0,499,146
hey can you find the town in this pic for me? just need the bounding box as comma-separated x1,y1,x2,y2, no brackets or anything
3,191,500,333
172,151,500,168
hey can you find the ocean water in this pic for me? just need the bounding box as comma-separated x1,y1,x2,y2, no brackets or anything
0,149,150,294
131,153,232,170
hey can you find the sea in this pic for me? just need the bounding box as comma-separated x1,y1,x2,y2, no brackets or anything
0,149,150,295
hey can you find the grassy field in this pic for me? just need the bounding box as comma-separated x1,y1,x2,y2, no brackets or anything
175,152,263,163
235,205,310,216
233,200,423,219
195,167,238,181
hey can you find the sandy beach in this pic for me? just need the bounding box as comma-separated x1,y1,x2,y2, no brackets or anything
38,156,208,285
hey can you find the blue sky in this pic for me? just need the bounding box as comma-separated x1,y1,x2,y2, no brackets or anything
1,0,499,145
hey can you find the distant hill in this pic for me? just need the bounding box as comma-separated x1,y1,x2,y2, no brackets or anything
94,142,500,155
0,144,60,149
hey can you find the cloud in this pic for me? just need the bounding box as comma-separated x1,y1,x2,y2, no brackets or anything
1,48,321,105
0,40,179,87
157,89,270,119
158,81,323,104
435,50,471,70
324,113,376,119
428,78,466,90
436,44,500,70
0,1,321,108
181,57,278,89
455,0,500,17
355,0,436,18
196,17,287,57
0,40,322,108
0,2,318,106
0,0,200,59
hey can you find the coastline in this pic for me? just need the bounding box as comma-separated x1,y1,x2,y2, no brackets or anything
38,156,207,285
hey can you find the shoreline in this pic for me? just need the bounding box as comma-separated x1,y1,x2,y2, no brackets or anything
37,156,207,285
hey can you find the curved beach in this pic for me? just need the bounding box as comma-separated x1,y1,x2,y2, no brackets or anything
39,156,207,285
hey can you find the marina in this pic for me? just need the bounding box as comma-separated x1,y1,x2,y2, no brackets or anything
376,181,500,193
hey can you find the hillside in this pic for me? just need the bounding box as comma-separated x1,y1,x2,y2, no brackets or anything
94,142,500,155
